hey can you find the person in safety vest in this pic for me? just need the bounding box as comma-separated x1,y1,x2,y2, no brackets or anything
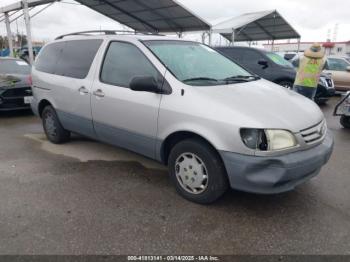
293,43,326,100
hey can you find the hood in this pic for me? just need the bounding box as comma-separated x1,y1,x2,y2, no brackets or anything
194,79,324,133
0,74,30,89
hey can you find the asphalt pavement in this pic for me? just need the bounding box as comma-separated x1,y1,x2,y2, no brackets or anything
0,97,349,255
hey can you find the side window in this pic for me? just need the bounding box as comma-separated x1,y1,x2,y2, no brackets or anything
240,50,264,65
327,58,349,71
100,42,159,88
55,39,103,79
35,42,64,74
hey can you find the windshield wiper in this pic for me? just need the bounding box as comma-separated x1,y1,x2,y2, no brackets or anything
183,77,219,83
223,75,260,82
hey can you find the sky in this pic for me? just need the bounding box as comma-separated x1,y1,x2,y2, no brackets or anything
0,0,350,45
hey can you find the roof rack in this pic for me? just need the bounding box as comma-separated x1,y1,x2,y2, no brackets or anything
55,30,163,40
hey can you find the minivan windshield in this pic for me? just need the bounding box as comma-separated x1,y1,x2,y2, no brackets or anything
143,40,257,86
266,52,294,68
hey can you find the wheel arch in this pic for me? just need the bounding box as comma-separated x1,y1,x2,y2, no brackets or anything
38,99,53,117
159,130,224,166
274,77,294,86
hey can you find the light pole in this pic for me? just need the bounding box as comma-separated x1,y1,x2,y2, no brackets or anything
4,12,14,57
22,0,34,64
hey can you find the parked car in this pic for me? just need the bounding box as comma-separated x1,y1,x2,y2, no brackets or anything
292,55,350,92
31,33,334,204
215,47,335,104
334,92,350,128
0,57,32,111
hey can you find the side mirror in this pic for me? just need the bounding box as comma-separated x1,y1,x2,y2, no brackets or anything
130,76,161,93
258,59,269,69
346,66,350,72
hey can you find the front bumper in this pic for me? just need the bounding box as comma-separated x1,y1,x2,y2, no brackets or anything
0,87,32,111
220,131,334,194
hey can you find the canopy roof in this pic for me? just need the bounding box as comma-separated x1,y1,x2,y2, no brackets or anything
0,0,56,13
75,0,210,33
212,10,300,42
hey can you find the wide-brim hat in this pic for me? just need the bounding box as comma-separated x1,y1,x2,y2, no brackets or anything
304,43,325,59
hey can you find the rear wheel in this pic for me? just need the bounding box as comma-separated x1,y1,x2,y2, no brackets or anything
42,105,70,144
340,116,350,128
168,139,228,204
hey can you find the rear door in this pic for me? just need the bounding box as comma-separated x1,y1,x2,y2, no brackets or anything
35,39,103,137
91,41,165,159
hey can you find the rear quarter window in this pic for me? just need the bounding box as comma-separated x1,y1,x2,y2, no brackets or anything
35,39,103,79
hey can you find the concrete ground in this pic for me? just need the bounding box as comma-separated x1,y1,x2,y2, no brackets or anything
0,97,349,255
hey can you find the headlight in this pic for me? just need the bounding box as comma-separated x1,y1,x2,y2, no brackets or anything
319,76,328,87
240,129,297,151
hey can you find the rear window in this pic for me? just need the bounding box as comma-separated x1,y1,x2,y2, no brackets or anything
0,59,31,75
35,39,103,79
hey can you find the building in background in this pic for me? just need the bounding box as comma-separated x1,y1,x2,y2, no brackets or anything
264,41,350,57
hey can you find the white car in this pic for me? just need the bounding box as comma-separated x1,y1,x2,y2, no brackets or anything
31,31,334,204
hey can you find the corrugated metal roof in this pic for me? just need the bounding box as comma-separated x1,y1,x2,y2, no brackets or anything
212,10,300,42
75,0,211,33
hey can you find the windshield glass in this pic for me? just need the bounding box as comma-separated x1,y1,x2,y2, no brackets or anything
266,52,294,68
0,59,31,75
327,58,350,71
143,40,255,86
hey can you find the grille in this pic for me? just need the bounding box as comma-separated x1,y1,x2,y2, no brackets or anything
1,87,32,98
300,121,326,145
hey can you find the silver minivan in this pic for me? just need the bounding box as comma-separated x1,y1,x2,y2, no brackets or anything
31,32,334,204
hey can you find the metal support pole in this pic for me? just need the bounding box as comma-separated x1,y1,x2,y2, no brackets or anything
23,0,34,64
208,30,212,46
297,38,301,53
4,12,14,57
271,39,275,51
201,32,206,44
231,30,235,46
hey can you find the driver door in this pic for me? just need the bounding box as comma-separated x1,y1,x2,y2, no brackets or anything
91,41,165,159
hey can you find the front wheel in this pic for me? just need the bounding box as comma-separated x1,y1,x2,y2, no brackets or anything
168,139,229,204
278,80,293,90
340,116,350,128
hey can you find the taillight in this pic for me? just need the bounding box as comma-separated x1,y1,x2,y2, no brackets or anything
26,75,33,86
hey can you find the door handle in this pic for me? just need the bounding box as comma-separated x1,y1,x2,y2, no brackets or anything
93,89,105,98
78,86,89,95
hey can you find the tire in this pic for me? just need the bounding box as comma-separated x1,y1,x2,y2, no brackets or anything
277,80,293,90
42,105,70,144
168,139,229,204
340,116,350,129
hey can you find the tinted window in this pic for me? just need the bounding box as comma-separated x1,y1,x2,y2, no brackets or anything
35,39,102,79
35,42,63,74
55,40,102,78
0,59,31,74
240,49,264,64
101,42,159,88
217,48,243,62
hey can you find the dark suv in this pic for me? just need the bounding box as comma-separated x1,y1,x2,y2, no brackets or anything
216,46,335,104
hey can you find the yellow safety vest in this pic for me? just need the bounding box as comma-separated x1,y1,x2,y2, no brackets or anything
294,57,325,88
